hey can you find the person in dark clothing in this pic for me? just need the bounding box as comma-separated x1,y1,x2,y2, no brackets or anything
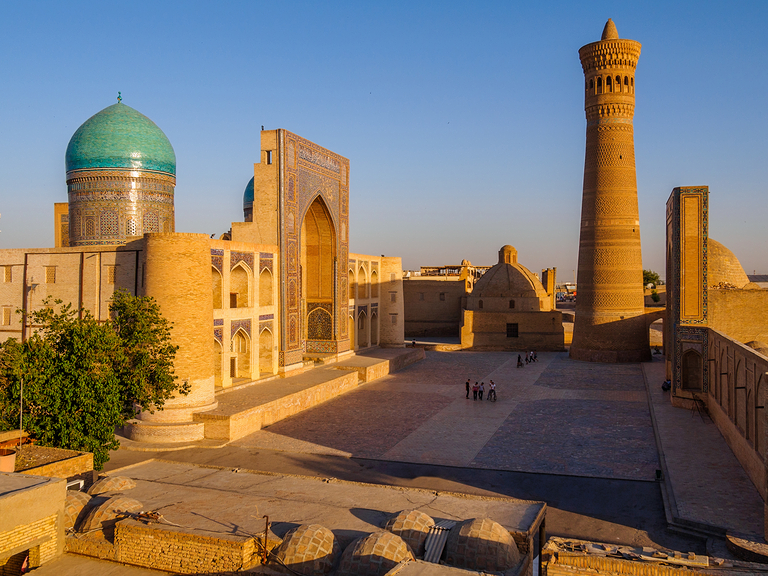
466,379,470,398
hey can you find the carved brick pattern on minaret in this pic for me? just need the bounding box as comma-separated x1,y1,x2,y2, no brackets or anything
570,19,651,362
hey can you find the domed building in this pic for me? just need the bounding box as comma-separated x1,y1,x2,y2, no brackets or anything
243,177,254,222
64,99,176,246
461,246,564,350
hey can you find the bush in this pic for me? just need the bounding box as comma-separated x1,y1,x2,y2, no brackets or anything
651,290,660,303
0,291,185,469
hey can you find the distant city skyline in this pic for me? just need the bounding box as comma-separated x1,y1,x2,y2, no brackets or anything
1,1,766,279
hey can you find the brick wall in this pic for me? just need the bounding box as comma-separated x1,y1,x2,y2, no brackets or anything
403,278,467,337
0,514,59,573
116,519,256,573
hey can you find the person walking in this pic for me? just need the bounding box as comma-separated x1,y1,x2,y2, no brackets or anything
466,379,470,399
517,354,523,368
489,380,496,401
472,382,478,401
479,382,484,401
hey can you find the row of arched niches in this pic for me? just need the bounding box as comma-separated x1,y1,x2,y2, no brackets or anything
587,74,634,95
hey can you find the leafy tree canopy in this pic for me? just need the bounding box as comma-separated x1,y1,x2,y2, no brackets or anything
643,269,661,286
0,290,185,469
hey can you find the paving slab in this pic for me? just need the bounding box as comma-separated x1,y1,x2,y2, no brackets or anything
643,358,764,536
236,351,660,481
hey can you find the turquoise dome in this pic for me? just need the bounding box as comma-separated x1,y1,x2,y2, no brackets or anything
66,102,176,175
243,176,254,208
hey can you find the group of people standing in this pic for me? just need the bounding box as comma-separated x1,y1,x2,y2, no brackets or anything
466,379,496,401
516,351,537,368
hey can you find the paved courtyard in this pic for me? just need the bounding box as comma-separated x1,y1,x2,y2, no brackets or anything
232,351,660,481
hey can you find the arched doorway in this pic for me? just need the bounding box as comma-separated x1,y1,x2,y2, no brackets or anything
348,314,355,350
301,197,336,342
259,327,273,376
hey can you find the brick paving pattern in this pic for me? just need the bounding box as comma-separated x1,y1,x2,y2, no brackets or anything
239,351,659,480
471,398,658,478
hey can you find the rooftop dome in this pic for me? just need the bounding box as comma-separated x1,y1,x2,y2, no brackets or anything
243,176,254,208
66,102,176,175
471,246,547,300
709,238,749,288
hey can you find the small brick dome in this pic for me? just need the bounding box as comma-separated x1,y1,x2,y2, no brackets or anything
383,510,435,557
88,476,137,496
79,495,142,532
708,238,749,289
444,518,520,572
63,491,92,531
338,531,414,576
274,524,341,575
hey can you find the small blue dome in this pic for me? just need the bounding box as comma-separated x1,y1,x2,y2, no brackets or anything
66,102,176,175
243,176,254,208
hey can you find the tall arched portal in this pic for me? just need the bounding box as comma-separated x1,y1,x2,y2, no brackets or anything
301,196,337,346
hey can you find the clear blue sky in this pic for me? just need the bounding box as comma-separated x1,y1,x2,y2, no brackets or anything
2,1,766,279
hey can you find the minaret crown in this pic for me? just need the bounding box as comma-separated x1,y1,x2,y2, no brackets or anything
601,19,619,40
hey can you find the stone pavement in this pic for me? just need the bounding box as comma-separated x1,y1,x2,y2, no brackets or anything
643,358,764,536
233,351,660,481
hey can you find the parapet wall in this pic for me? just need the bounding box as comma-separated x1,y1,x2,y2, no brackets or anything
706,329,768,503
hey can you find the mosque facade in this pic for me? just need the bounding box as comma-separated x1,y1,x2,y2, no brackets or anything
0,100,404,443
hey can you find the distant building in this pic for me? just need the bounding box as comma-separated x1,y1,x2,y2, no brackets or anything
461,246,563,351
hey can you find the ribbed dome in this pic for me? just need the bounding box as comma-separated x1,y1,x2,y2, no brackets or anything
66,102,176,175
472,260,547,299
243,176,254,208
709,238,749,288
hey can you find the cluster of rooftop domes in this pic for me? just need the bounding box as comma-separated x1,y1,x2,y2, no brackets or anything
66,102,176,176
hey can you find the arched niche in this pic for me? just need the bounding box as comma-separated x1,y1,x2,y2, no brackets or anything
230,264,250,308
231,329,251,379
259,268,273,307
358,310,368,348
259,327,273,375
213,338,223,387
371,311,379,346
371,270,379,298
301,196,336,340
357,266,367,299
682,350,703,391
212,267,223,309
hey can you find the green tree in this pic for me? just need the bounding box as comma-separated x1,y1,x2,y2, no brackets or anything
0,291,185,469
643,269,661,286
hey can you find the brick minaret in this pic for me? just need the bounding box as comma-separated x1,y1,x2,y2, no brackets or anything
570,19,650,362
